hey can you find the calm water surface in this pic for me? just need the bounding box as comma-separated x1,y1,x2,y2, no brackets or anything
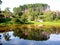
0,25,60,45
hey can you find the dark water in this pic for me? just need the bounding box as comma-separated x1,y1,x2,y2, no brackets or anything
0,25,60,45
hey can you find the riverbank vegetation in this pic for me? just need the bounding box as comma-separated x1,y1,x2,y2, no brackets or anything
0,3,60,26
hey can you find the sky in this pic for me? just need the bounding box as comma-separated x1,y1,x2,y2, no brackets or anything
1,0,60,12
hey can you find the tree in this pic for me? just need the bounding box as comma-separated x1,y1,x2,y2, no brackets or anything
13,3,50,23
44,10,52,21
4,7,12,18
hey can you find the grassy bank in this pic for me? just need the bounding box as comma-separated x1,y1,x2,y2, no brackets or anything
0,21,60,27
42,22,60,26
30,21,60,26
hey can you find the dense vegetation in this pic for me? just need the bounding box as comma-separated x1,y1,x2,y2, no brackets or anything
0,3,60,24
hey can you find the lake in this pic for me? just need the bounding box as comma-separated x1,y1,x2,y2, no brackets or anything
0,24,60,45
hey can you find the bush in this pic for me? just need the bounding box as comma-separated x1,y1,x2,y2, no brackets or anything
0,18,11,23
15,19,23,24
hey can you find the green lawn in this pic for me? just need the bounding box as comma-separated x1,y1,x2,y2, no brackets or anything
30,21,60,26
42,22,60,26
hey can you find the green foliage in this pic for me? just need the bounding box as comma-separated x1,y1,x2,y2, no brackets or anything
20,14,28,23
1,3,60,24
44,10,52,21
0,18,11,23
13,3,49,23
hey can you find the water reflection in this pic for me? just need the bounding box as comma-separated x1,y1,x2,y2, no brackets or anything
0,35,2,45
3,33,11,41
13,28,50,41
0,25,60,45
11,25,60,41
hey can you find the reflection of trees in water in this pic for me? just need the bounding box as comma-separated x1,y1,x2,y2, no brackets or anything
13,28,50,41
1,25,60,41
13,26,60,41
50,26,60,34
3,33,11,41
0,35,2,45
